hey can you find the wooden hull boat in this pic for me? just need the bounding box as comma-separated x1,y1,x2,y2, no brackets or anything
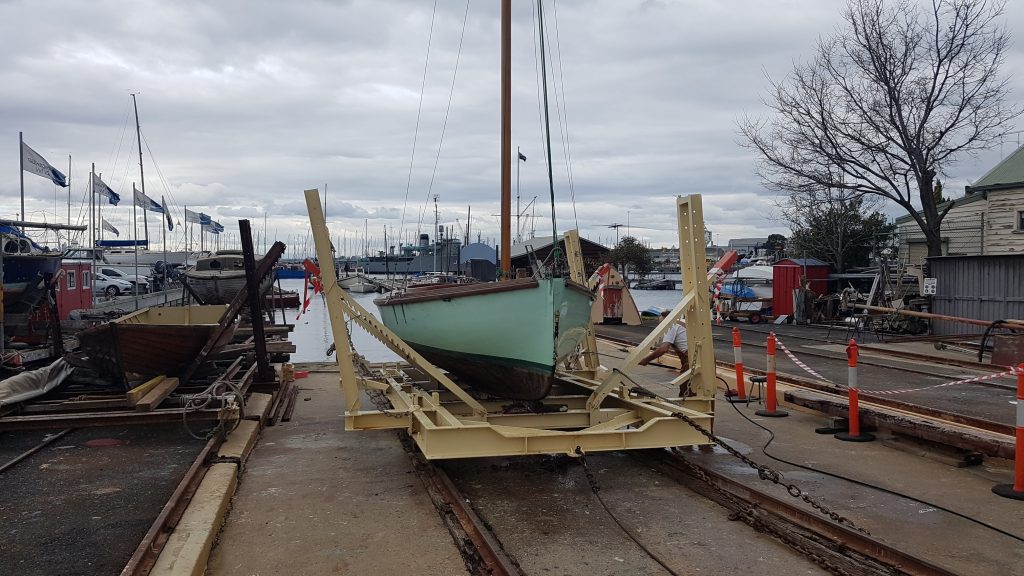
375,277,593,400
77,305,235,383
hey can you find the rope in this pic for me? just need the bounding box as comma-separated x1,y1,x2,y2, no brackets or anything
401,0,438,242
416,0,472,237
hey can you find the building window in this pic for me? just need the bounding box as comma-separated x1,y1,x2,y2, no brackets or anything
1018,210,1024,232
83,270,91,289
67,270,77,290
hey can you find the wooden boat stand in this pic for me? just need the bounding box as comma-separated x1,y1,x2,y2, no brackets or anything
306,190,716,459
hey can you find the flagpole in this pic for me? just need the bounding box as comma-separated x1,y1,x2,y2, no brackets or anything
133,183,139,308
67,155,72,244
162,202,167,304
19,132,25,229
89,165,96,307
97,172,103,243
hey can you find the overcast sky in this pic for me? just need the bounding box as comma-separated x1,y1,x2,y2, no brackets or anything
3,0,1023,255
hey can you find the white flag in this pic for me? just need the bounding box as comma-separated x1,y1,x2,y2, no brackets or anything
101,218,120,237
133,185,164,213
22,141,68,187
92,175,121,205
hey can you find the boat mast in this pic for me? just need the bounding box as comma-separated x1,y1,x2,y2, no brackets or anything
131,93,149,249
500,0,512,276
536,0,558,244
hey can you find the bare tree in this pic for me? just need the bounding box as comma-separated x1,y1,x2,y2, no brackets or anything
782,188,894,272
741,0,1019,257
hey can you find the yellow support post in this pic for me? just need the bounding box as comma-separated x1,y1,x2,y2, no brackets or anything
563,229,599,372
304,189,361,412
587,194,715,408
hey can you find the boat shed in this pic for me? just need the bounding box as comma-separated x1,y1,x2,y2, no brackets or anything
772,258,830,316
509,235,610,274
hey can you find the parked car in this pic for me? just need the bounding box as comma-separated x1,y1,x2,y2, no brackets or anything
97,267,149,293
94,273,134,297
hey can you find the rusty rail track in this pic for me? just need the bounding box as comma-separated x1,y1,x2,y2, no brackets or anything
120,435,221,576
637,449,959,576
397,431,523,576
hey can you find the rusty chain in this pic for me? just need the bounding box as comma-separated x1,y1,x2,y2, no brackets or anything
669,449,859,576
626,382,869,535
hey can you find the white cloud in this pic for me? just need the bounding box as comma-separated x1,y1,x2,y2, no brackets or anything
2,0,1022,254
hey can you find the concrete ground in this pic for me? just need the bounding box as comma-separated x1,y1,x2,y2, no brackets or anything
205,338,1024,576
206,369,467,576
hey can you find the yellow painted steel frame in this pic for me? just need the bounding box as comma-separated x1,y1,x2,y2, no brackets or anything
305,189,714,460
563,229,599,373
584,195,716,411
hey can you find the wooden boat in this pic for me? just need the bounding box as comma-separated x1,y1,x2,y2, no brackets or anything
376,277,593,399
184,250,273,304
77,305,235,383
374,1,593,400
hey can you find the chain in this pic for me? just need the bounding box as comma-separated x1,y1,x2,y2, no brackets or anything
628,384,868,535
670,450,858,576
367,389,409,419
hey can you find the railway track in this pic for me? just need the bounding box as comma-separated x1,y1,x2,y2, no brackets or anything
402,435,962,575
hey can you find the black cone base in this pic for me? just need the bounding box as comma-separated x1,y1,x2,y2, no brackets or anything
835,431,875,442
755,409,789,417
992,484,1024,500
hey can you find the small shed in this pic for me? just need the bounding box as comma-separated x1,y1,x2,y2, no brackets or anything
57,261,93,320
772,258,830,316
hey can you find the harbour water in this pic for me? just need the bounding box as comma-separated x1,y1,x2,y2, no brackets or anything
285,280,684,363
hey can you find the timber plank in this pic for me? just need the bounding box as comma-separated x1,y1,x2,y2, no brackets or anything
127,375,166,407
135,377,180,412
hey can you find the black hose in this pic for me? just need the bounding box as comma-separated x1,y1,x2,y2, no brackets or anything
978,320,1021,363
717,376,1024,544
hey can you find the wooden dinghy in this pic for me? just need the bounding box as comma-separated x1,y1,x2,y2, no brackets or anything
77,305,236,384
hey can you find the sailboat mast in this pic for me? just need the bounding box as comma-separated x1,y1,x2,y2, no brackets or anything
499,0,512,276
131,93,149,248
536,0,557,242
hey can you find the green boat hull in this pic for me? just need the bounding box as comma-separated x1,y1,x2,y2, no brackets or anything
375,277,593,400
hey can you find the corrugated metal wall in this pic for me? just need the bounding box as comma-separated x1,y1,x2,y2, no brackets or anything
929,255,1024,335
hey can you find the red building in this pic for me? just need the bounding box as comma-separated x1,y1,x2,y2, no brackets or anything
772,258,830,316
56,261,93,320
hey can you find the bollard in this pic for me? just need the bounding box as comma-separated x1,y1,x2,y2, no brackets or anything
726,327,748,403
993,363,1024,500
755,332,788,417
835,339,875,442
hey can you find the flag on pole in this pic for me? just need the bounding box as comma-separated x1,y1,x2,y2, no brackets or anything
22,141,68,187
133,185,165,213
92,175,121,205
185,209,211,225
101,218,120,237
161,196,174,231
518,151,527,162
202,220,224,234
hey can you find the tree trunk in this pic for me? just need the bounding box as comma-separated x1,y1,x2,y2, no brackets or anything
917,171,945,257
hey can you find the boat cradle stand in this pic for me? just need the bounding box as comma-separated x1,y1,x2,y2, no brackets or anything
304,190,717,460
